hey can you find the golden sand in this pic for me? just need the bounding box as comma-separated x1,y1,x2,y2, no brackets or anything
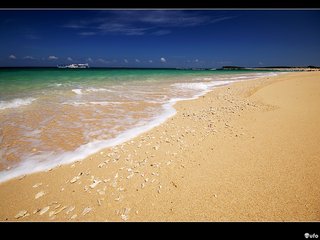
0,72,319,221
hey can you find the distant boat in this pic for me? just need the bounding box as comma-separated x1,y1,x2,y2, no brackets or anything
57,63,89,69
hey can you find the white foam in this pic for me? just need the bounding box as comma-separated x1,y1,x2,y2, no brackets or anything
62,101,86,106
71,89,83,95
0,97,36,110
0,102,176,183
0,72,279,183
71,88,114,95
172,80,233,92
52,83,62,87
89,101,123,105
62,101,124,106
172,82,209,91
86,88,113,92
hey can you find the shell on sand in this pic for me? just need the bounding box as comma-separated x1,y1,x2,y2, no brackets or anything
35,191,45,199
39,206,50,215
49,206,67,216
53,204,61,209
82,207,92,216
114,196,121,201
120,208,130,221
32,183,42,188
126,173,134,179
89,179,101,189
65,206,75,215
70,176,80,183
97,199,103,206
124,208,130,215
33,208,41,214
15,210,28,219
121,214,129,221
98,162,105,168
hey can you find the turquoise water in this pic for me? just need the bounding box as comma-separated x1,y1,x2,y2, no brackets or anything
0,68,279,182
0,68,269,98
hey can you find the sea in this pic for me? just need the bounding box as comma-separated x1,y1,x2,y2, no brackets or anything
0,68,279,182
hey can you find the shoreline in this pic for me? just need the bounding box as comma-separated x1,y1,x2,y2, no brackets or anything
0,73,275,183
1,72,319,221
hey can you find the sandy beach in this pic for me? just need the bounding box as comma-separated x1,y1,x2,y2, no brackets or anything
0,71,319,222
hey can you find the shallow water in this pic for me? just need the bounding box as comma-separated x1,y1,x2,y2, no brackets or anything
0,68,278,182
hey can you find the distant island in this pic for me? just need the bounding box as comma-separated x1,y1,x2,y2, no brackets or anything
217,66,320,71
0,66,319,72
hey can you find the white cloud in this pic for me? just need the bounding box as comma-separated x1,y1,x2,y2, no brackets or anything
67,57,73,61
135,59,140,63
78,32,96,36
160,57,166,63
48,55,58,60
64,24,85,29
9,54,16,59
149,60,153,63
97,58,108,63
64,11,237,37
195,59,199,62
124,59,128,63
133,10,213,27
23,56,35,60
87,57,93,62
259,61,264,66
98,23,148,36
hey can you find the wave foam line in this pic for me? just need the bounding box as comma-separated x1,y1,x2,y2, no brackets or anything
0,72,278,183
0,97,36,110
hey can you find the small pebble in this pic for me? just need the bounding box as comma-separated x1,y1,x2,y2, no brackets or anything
35,191,45,199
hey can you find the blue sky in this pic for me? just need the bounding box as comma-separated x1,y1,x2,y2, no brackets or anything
0,10,320,67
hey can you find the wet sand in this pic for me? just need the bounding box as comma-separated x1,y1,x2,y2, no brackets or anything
0,71,319,221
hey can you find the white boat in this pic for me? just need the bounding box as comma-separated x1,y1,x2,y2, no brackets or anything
57,63,89,69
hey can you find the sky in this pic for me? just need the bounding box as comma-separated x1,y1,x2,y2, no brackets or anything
0,10,320,68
